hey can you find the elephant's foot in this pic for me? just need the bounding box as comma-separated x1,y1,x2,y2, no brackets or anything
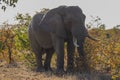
82,63,90,73
44,66,53,72
55,68,65,75
66,68,74,73
36,66,45,72
66,64,74,73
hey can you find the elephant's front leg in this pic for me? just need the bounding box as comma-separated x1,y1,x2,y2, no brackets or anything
77,36,85,57
77,36,89,72
66,38,75,72
55,37,65,72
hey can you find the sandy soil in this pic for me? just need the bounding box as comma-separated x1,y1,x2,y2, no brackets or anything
0,62,112,80
0,62,80,80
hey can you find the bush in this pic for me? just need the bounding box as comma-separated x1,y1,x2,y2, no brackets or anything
74,28,120,79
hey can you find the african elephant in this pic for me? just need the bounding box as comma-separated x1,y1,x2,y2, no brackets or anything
28,6,97,72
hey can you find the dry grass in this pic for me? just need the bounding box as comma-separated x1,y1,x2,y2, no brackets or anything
0,62,112,80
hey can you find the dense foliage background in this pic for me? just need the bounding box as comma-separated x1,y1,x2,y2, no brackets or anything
0,10,120,79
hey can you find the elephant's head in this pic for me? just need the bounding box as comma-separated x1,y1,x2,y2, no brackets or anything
39,6,98,56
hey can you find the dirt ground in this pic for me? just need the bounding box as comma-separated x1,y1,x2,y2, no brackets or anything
0,62,112,80
0,62,82,80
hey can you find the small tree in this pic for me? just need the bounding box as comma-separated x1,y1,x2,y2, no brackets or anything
0,0,18,11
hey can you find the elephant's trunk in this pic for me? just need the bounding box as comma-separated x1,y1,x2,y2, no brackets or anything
73,34,98,47
87,34,99,41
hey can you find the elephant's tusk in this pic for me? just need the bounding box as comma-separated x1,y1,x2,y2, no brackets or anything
73,37,79,47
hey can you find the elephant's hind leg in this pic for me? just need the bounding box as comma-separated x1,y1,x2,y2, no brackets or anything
29,33,44,72
44,48,54,71
34,48,45,72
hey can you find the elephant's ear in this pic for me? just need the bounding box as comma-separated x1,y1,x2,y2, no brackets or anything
54,14,67,38
39,11,67,38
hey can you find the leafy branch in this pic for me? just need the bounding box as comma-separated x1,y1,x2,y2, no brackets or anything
0,0,18,11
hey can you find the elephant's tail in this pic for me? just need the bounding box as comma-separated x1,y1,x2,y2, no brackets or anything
87,34,99,41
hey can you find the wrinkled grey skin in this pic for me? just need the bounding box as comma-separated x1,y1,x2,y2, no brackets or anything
28,6,97,72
